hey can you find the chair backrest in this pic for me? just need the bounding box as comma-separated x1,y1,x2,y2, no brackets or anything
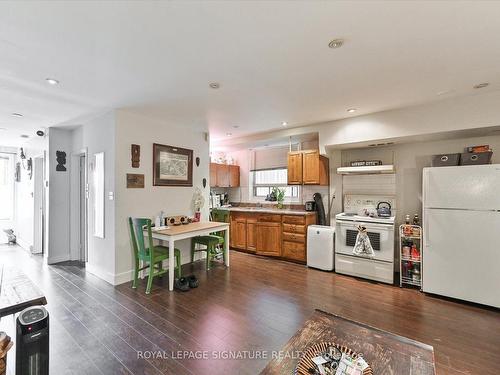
211,209,229,223
128,217,154,260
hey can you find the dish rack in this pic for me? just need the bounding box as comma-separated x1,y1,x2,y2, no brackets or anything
399,224,422,289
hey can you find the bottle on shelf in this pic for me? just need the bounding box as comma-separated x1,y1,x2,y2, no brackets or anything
411,244,420,261
413,214,420,226
412,264,421,283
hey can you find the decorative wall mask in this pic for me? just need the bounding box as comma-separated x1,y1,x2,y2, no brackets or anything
195,157,200,167
15,162,21,182
202,178,207,188
131,144,140,168
19,147,33,179
56,151,67,171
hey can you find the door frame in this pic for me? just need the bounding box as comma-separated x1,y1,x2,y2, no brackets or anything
72,148,88,263
32,156,45,254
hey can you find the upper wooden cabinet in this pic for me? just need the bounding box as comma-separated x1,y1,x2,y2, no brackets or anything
287,151,303,185
210,163,240,188
287,150,329,186
229,165,240,187
210,163,217,187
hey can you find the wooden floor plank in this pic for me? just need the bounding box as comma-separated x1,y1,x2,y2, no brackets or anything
0,245,499,375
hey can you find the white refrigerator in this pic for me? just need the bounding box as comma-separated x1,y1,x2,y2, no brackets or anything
422,164,500,308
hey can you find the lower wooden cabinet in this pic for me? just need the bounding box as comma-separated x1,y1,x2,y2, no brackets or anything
256,222,281,257
229,211,316,263
246,218,257,252
231,217,247,249
282,241,306,262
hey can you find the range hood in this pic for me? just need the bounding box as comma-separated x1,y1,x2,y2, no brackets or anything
337,164,395,175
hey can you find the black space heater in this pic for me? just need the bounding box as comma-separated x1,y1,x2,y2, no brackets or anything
16,306,49,375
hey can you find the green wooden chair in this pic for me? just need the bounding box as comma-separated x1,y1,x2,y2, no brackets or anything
191,209,229,270
129,217,182,294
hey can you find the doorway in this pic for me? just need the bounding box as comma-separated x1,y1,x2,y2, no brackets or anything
32,156,45,254
78,153,88,264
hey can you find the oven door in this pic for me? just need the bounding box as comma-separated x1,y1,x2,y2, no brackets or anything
335,220,394,262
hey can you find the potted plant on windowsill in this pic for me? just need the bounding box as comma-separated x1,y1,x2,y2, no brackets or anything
271,187,286,209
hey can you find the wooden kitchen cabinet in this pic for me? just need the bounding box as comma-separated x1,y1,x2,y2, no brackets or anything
210,163,217,187
216,164,229,187
210,163,240,187
246,217,257,252
287,151,303,185
256,222,282,257
229,211,315,263
287,150,329,186
231,215,247,249
229,165,240,187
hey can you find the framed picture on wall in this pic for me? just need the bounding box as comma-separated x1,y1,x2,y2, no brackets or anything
153,143,193,186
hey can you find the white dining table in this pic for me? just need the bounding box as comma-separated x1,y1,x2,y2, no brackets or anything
149,221,230,291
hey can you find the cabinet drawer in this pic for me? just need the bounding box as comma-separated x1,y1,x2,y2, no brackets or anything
282,223,306,234
257,214,282,223
282,232,306,243
282,241,306,262
282,215,305,225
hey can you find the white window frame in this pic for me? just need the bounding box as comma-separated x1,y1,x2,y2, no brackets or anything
249,168,301,203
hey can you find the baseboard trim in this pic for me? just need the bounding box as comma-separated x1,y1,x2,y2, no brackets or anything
114,269,134,286
16,238,33,253
47,254,71,264
86,263,115,285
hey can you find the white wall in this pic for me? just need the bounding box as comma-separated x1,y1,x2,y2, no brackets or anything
9,138,47,251
316,91,500,152
213,90,500,154
0,146,18,244
47,128,73,263
71,111,116,283
339,134,500,225
113,109,210,284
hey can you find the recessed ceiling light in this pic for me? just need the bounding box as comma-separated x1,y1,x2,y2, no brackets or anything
46,78,59,85
226,132,232,137
473,82,489,89
12,113,23,117
209,82,220,89
347,108,357,113
328,39,344,49
281,121,288,127
20,134,29,138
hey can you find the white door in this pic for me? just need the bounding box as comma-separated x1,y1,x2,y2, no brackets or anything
423,165,500,210
423,208,500,308
32,157,45,254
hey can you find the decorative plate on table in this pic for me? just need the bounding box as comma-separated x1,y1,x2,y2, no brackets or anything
295,341,373,375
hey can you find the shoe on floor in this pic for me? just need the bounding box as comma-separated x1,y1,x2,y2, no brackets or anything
174,277,190,292
187,275,199,288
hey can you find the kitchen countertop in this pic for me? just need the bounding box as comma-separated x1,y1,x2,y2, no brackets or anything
215,206,316,216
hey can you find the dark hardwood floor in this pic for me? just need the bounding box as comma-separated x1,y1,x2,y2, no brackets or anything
0,244,499,374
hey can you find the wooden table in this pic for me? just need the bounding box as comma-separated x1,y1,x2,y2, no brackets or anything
261,309,435,374
0,265,47,318
150,221,230,291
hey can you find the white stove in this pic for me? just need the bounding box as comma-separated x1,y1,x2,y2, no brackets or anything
335,195,396,284
335,212,396,225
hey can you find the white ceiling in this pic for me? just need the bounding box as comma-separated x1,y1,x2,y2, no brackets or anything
1,1,500,147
